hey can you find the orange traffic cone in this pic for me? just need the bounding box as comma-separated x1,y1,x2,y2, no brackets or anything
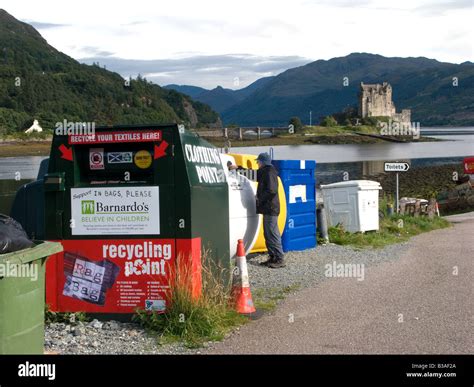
231,239,256,314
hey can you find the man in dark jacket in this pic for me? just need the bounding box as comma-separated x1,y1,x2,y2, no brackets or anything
256,153,285,268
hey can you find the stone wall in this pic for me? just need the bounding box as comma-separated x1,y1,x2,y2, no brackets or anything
392,109,411,125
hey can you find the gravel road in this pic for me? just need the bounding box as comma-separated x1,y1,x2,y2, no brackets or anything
45,242,410,354
45,320,195,355
203,212,474,354
45,214,472,354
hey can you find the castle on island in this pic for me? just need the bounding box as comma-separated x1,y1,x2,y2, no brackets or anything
358,82,411,125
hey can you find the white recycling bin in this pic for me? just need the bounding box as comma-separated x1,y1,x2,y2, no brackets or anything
321,180,382,233
219,154,261,259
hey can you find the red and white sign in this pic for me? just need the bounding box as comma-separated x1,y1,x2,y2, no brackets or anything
47,239,175,313
69,130,162,145
46,238,202,314
89,148,104,170
464,157,474,174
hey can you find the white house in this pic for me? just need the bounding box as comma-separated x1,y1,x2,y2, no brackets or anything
25,119,43,134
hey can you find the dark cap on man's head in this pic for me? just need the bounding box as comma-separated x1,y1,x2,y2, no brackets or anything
256,152,272,165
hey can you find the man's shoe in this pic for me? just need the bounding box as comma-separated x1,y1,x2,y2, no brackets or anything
259,259,274,267
268,261,286,269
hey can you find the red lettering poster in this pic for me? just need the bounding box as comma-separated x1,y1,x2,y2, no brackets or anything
46,239,175,313
68,130,162,145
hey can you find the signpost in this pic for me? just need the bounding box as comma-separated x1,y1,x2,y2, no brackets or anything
384,162,410,213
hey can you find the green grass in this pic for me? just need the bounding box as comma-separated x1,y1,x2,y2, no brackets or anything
44,305,89,325
0,140,51,157
1,130,53,141
302,125,378,136
133,254,248,348
205,125,382,147
328,215,451,249
253,284,300,312
204,124,429,147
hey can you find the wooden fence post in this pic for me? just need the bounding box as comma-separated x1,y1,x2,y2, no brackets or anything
399,202,406,215
414,200,421,217
427,198,436,218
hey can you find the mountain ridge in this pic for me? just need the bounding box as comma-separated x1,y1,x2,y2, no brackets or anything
220,53,474,126
164,76,274,114
0,9,220,133
164,52,474,126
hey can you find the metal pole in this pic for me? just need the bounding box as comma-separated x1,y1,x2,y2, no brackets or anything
317,203,329,244
396,172,399,214
310,111,312,126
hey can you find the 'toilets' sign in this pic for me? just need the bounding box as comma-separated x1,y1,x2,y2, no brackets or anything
384,162,410,172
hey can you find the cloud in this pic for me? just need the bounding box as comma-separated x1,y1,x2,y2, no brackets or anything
304,0,373,7
79,54,311,89
77,46,115,58
120,20,147,26
24,20,69,29
413,0,473,15
307,0,472,14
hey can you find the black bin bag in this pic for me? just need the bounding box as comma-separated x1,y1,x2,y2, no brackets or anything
0,214,35,254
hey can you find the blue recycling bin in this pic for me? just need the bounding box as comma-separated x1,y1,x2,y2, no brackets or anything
272,160,317,252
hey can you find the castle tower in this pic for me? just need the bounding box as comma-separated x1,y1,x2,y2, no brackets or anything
358,82,396,118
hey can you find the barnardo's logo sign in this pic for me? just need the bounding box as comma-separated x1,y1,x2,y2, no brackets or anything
71,187,159,236
80,199,151,215
81,200,95,214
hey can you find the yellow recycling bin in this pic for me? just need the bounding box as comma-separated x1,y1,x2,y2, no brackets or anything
228,153,286,253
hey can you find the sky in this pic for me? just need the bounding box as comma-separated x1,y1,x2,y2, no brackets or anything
2,0,473,89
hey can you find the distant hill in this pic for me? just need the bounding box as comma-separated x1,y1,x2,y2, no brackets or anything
163,84,208,99
219,53,474,126
165,76,274,114
0,9,220,133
